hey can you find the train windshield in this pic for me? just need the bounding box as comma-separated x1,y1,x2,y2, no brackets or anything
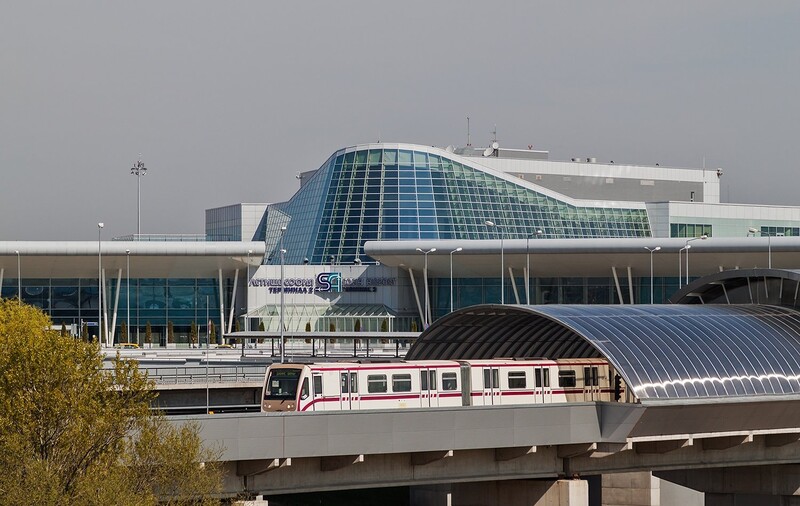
265,368,302,399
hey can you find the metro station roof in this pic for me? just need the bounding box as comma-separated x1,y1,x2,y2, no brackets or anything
407,304,800,403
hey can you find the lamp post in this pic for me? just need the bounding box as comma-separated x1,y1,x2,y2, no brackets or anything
126,249,130,342
485,220,504,304
130,159,147,237
98,223,104,345
416,247,436,328
748,227,772,268
526,229,543,304
279,226,287,363
246,249,253,333
449,247,462,313
644,246,661,303
14,250,20,305
684,235,707,285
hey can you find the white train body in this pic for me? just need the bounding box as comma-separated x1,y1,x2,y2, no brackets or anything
262,358,623,413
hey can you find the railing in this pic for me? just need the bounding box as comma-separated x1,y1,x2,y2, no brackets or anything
145,365,266,385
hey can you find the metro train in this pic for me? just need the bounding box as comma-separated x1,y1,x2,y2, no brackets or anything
261,358,626,413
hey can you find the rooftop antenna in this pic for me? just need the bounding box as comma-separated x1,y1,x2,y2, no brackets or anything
466,116,471,146
492,124,497,143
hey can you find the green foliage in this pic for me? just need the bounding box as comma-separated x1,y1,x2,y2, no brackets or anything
380,319,388,332
410,320,418,332
190,321,198,347
167,321,175,344
0,299,222,503
209,322,217,344
145,321,153,345
259,321,265,332
81,322,88,341
120,321,128,343
305,321,311,332
329,322,335,332
60,321,67,337
354,319,361,332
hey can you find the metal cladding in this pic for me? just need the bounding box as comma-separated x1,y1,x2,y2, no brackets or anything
407,304,800,401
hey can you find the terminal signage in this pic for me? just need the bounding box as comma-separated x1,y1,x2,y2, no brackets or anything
249,272,396,294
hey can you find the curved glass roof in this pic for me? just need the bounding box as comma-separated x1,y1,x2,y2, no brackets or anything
264,143,651,264
407,304,800,401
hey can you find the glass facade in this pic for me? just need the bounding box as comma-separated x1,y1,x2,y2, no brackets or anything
1,277,226,346
671,223,713,238
265,146,651,265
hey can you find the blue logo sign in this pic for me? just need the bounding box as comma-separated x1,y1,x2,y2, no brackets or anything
316,272,342,292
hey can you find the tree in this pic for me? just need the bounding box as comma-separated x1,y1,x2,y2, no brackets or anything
259,321,265,332
190,321,198,348
120,321,128,343
81,322,88,341
60,321,67,337
0,299,222,503
354,319,361,332
329,322,336,332
209,321,217,344
381,319,388,332
167,321,175,344
305,321,311,332
145,321,153,347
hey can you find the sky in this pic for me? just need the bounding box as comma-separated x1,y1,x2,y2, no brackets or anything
2,2,799,240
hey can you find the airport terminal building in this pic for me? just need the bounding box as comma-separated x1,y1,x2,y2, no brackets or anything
3,142,800,345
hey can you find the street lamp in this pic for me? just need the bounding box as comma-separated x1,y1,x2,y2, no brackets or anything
526,229,543,304
279,227,287,363
126,249,130,343
748,227,772,268
130,159,147,237
485,220,504,304
416,247,437,328
449,247,462,313
98,223,104,345
644,247,661,303
14,250,20,305
684,235,707,285
246,249,253,333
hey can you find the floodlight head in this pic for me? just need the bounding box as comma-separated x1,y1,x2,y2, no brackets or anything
98,222,104,228
126,249,130,254
655,246,661,251
456,247,463,252
536,229,543,235
354,258,362,264
248,249,253,254
748,227,758,234
280,226,287,232
430,248,437,253
14,250,19,255
416,248,423,253
303,257,309,264
700,234,708,239
485,220,495,227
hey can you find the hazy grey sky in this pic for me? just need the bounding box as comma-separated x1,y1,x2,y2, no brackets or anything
2,2,799,240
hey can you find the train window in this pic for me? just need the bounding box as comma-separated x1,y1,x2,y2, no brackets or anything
583,366,599,386
543,369,550,388
483,368,500,389
558,370,577,388
367,374,387,393
442,372,457,391
534,368,542,388
300,378,309,400
350,372,358,393
420,371,428,391
313,375,323,396
341,373,350,393
392,374,412,392
265,368,301,399
429,371,437,390
508,371,526,389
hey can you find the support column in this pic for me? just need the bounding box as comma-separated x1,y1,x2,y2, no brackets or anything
602,471,661,506
407,268,425,328
413,479,589,506
110,268,122,344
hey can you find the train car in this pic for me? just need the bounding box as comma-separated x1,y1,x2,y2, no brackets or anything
262,358,626,413
262,360,463,412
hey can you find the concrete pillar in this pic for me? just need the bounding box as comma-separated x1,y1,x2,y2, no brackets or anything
705,492,789,506
602,471,659,506
411,479,588,506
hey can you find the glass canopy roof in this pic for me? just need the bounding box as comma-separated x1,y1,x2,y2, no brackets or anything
407,304,800,401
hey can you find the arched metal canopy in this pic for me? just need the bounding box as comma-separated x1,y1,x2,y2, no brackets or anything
670,268,800,307
407,304,800,402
